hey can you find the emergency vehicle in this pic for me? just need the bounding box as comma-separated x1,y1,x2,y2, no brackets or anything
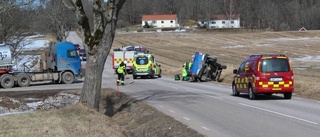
132,53,161,79
232,54,294,100
112,46,146,74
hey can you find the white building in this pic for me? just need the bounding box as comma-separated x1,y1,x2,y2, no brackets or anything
204,14,240,29
141,14,179,28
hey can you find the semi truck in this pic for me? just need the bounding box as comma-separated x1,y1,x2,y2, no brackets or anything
0,42,84,89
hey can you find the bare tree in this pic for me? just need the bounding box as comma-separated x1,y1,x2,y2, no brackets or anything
0,0,36,57
63,0,126,111
33,1,77,42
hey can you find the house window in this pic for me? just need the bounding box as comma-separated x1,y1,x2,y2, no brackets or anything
152,20,156,23
170,20,173,23
211,21,216,24
231,21,234,24
161,21,164,23
222,21,225,24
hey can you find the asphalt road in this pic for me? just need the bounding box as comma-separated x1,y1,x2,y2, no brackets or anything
2,57,319,137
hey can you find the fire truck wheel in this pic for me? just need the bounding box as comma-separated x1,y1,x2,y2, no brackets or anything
17,74,31,87
248,86,256,100
232,83,239,96
284,93,292,99
0,74,15,89
62,72,74,84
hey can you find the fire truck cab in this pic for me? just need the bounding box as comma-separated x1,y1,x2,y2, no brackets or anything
232,54,294,100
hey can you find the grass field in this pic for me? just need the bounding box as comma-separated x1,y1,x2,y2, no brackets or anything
0,89,203,137
113,29,320,100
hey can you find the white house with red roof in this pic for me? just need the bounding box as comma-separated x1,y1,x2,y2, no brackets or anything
199,14,240,29
141,14,179,28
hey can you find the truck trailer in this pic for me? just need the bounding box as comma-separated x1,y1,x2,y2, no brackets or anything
0,42,84,89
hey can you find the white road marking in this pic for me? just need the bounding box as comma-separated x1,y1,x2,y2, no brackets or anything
209,96,223,100
201,126,210,131
183,117,190,121
239,103,318,125
169,110,176,113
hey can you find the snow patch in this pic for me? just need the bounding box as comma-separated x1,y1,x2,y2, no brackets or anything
256,43,275,47
291,56,320,62
268,37,319,41
221,45,244,48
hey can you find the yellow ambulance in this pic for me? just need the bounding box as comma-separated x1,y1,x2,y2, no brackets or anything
132,53,161,79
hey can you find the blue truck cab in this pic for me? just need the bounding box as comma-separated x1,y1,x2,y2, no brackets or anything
47,42,84,83
190,52,207,78
55,42,82,78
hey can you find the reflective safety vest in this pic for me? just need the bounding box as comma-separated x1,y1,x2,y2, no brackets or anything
182,67,187,77
184,62,192,74
184,62,191,70
117,65,125,74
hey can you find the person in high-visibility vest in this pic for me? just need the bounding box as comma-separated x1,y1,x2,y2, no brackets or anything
117,61,126,85
181,65,189,81
183,59,192,77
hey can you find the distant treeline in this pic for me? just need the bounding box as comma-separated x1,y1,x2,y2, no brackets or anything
118,0,320,30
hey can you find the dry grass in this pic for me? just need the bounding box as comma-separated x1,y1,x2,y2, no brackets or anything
0,88,203,137
113,30,320,100
0,91,126,137
0,104,126,137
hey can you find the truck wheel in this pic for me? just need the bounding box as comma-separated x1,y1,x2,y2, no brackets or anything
17,74,31,87
220,64,227,69
0,74,15,89
133,75,137,79
62,72,74,84
232,83,239,96
284,93,292,99
248,86,256,100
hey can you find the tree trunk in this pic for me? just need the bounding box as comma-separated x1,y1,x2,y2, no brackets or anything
80,23,115,111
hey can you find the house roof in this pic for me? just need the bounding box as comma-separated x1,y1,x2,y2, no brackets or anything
142,14,177,21
209,14,240,20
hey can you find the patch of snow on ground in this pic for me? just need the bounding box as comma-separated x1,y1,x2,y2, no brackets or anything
268,37,318,41
221,45,244,48
291,56,320,62
0,93,80,116
256,43,275,47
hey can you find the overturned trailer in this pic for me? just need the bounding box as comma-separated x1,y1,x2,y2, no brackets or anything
190,52,227,82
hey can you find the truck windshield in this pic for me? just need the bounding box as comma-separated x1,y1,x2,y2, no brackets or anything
67,50,79,58
136,56,148,65
261,58,290,72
